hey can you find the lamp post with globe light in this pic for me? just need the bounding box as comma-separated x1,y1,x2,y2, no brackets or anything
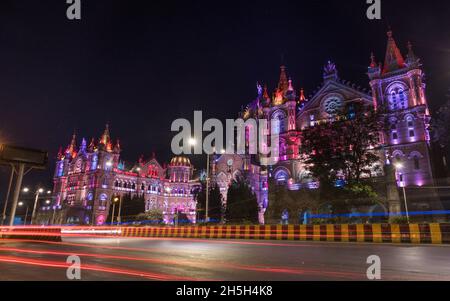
18,201,29,225
188,138,225,223
394,162,410,223
111,197,119,225
22,187,50,225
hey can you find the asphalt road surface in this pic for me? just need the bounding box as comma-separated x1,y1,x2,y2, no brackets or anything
0,237,449,281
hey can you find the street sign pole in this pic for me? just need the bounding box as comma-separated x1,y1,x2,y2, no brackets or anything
9,163,25,226
1,166,14,226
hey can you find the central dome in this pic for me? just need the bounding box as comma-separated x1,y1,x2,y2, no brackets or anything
170,156,191,167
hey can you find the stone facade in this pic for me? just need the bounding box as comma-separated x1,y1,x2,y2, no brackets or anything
44,125,200,225
212,30,443,221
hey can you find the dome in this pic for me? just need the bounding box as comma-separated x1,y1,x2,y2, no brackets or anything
170,156,191,167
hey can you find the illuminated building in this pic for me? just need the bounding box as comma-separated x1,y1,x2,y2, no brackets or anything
212,30,443,221
49,125,200,225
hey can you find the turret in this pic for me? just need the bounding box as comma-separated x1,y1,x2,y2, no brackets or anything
168,156,193,183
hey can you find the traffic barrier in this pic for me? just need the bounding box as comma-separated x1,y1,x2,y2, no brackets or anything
0,227,62,242
119,223,450,244
1,224,448,244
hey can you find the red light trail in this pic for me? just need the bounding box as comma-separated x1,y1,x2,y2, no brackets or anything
0,255,200,281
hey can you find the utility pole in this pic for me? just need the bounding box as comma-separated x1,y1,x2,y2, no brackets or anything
9,163,25,226
1,166,14,226
205,153,210,223
24,205,29,225
111,201,116,225
117,196,122,224
402,186,410,224
31,189,43,225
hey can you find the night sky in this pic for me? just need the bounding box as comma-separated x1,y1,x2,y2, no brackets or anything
0,0,450,190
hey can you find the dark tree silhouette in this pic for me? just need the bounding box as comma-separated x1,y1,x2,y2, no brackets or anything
196,182,224,223
225,177,259,224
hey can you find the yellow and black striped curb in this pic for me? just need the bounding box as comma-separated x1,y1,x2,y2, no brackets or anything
119,224,450,244
1,224,449,244
0,227,62,241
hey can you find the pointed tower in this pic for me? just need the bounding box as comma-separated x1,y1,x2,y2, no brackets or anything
382,30,406,74
298,88,306,103
285,79,296,101
79,138,87,155
65,133,77,158
100,124,111,146
278,65,289,92
57,147,63,160
368,52,381,80
369,29,435,192
113,139,121,153
88,138,96,152
262,84,271,107
405,41,420,67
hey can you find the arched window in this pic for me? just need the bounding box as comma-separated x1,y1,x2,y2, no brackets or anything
271,111,287,134
274,169,289,185
414,156,420,170
398,90,406,109
409,151,423,170
406,116,414,128
390,91,398,110
388,84,408,111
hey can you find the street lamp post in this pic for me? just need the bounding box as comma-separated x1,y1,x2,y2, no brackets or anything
402,185,410,224
1,166,15,226
9,163,25,226
117,196,122,224
205,153,210,223
18,202,29,225
111,200,116,226
51,205,57,225
394,163,410,223
31,188,44,225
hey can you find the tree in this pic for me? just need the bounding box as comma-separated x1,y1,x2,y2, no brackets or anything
266,179,321,224
300,103,381,214
196,182,224,223
224,177,259,224
136,209,164,225
432,89,450,149
116,193,145,222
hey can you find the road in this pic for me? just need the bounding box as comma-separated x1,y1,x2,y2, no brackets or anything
0,237,449,281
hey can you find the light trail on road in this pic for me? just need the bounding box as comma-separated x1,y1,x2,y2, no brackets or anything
0,255,201,281
0,246,367,280
2,236,450,281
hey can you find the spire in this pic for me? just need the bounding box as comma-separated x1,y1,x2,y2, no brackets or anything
57,147,63,160
113,139,121,153
299,88,306,102
100,124,111,145
382,30,406,74
370,52,377,68
88,138,96,151
368,52,381,79
288,79,294,91
65,132,77,157
278,65,289,92
262,84,271,107
263,84,270,100
406,41,420,66
80,138,87,153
